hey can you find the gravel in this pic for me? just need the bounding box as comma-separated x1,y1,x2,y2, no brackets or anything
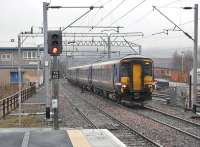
63,80,200,147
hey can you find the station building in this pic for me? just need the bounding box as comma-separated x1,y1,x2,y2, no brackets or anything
0,47,44,86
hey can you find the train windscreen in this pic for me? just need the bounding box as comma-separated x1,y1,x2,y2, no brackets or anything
120,64,129,77
143,62,152,76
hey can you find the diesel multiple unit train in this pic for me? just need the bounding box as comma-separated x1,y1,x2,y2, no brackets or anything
67,55,154,103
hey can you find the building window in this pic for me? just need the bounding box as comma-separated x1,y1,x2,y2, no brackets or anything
23,51,38,60
0,54,11,61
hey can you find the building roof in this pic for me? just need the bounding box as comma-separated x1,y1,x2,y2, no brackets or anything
0,47,44,51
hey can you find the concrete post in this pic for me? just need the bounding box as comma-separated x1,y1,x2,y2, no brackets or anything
43,2,50,118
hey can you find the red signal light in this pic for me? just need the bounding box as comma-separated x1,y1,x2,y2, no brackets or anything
52,47,59,54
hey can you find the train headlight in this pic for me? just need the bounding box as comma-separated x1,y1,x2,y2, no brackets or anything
121,84,127,88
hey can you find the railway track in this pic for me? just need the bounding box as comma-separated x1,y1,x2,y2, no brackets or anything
152,92,170,103
135,106,200,139
95,93,200,141
62,81,200,146
80,97,162,147
61,83,162,147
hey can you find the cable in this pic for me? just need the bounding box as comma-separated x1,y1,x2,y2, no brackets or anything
93,0,104,5
91,0,114,22
62,7,94,32
101,0,113,7
179,18,200,26
160,0,182,7
110,0,147,25
80,0,113,28
94,0,127,26
87,0,114,32
131,9,153,24
133,34,154,41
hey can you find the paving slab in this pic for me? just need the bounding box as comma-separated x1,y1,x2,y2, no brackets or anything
82,129,126,147
0,132,24,147
29,130,72,147
0,128,126,147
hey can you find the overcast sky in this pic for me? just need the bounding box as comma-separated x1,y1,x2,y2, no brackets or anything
0,0,199,57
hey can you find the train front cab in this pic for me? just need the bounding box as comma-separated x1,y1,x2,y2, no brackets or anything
119,58,153,102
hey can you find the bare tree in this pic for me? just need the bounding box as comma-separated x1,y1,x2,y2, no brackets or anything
172,50,193,73
172,50,181,70
183,50,193,73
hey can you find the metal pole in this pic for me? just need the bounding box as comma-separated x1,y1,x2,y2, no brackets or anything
181,51,184,82
52,56,59,129
108,35,111,59
66,53,68,77
189,75,192,108
43,2,50,118
181,52,184,73
139,45,142,55
18,35,22,126
193,4,198,107
37,45,40,87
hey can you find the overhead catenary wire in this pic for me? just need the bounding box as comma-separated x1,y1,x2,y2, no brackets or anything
89,0,114,31
152,6,193,41
129,9,153,25
110,0,147,25
93,0,104,5
62,7,97,32
94,0,127,27
89,0,107,21
160,0,182,7
100,0,113,6
179,18,200,26
80,0,113,28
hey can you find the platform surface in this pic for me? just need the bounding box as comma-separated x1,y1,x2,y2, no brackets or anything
0,128,126,147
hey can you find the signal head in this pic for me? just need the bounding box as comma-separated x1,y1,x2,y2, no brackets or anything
48,30,62,56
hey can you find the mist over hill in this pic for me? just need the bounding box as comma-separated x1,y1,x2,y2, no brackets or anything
142,47,194,58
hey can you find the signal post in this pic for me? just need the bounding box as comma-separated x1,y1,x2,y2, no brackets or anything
48,30,62,129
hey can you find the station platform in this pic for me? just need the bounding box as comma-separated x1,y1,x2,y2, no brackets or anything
0,128,126,147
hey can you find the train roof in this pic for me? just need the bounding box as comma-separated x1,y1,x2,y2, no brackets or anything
121,54,151,60
92,59,119,66
68,54,152,70
68,64,91,70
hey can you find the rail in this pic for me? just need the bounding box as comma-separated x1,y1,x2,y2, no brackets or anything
0,85,36,118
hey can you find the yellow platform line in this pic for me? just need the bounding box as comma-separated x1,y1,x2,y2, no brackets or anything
67,130,91,147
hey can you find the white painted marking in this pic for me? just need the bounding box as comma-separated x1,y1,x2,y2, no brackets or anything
21,131,30,147
103,129,127,147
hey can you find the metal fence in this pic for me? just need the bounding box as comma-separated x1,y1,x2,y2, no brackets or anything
0,86,36,118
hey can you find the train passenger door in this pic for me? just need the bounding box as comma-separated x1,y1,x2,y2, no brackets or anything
88,66,92,84
113,64,117,88
132,64,142,91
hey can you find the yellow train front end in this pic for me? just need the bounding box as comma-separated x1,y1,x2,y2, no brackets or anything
119,58,154,102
